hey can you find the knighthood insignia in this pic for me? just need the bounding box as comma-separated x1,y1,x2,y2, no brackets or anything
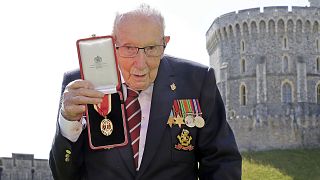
175,129,194,151
167,99,205,128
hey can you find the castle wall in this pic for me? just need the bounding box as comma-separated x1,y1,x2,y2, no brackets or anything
0,154,53,180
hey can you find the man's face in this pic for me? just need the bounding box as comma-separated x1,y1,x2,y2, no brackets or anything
115,16,168,91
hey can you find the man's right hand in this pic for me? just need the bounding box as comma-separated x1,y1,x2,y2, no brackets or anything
61,79,104,121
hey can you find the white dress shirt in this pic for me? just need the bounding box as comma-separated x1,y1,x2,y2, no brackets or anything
58,84,154,170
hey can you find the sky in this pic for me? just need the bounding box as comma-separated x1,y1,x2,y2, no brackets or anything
0,0,310,159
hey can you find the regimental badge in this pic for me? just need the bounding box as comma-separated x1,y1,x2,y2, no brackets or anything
175,129,194,151
100,118,113,136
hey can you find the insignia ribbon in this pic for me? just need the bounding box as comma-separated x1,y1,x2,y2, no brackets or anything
94,94,111,117
94,94,113,136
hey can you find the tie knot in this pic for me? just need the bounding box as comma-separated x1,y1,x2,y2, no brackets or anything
127,88,139,98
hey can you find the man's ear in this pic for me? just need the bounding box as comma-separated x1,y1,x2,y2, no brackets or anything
164,36,170,45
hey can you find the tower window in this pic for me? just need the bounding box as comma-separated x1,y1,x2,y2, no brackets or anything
317,84,320,104
283,37,288,49
240,85,247,105
317,39,319,52
241,59,246,73
282,56,289,73
282,82,292,103
241,40,245,52
317,57,320,72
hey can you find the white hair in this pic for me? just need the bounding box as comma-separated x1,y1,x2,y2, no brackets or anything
112,3,165,37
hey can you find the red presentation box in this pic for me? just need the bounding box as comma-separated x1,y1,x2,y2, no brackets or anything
76,35,128,150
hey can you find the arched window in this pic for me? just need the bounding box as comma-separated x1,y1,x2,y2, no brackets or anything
313,21,319,33
223,27,228,39
305,20,311,33
241,40,245,52
251,21,258,35
287,19,294,33
241,59,246,73
317,84,320,104
283,56,289,73
317,57,320,72
283,37,288,49
317,39,319,52
296,19,303,33
240,85,247,105
259,20,266,33
268,20,276,35
243,22,249,36
282,82,292,103
235,24,241,37
278,19,285,34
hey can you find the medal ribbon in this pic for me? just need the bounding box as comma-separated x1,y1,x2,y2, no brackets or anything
94,94,111,117
179,100,186,118
192,99,202,116
186,100,193,114
192,99,199,116
195,99,202,115
173,100,180,117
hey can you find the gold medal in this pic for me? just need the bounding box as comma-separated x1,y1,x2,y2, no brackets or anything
100,118,113,136
174,115,185,128
184,115,195,128
167,116,175,128
194,116,205,128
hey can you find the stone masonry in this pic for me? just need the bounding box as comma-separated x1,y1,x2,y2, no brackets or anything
206,0,320,151
0,153,53,180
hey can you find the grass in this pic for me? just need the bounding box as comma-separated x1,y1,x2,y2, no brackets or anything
242,148,320,180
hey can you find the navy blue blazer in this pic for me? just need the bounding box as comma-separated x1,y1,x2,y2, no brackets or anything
49,55,242,180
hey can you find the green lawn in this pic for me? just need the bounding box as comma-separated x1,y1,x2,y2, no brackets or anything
242,148,320,180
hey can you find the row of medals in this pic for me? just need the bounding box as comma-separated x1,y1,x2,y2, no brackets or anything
100,115,206,137
181,113,205,128
100,115,205,137
100,113,206,137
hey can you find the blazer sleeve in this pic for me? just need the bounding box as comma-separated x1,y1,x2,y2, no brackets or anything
49,72,86,180
197,68,242,180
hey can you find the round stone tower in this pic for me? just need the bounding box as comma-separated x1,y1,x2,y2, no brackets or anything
206,5,320,151
309,0,320,7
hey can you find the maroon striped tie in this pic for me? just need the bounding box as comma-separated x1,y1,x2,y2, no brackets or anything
125,88,141,169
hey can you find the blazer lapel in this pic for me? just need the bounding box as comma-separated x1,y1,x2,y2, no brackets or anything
137,56,176,175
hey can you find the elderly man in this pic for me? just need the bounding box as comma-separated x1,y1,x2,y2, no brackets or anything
49,4,242,180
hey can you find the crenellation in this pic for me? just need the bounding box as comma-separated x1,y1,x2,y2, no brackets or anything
264,6,289,14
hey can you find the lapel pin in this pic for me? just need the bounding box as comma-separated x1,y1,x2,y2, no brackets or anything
170,83,176,91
